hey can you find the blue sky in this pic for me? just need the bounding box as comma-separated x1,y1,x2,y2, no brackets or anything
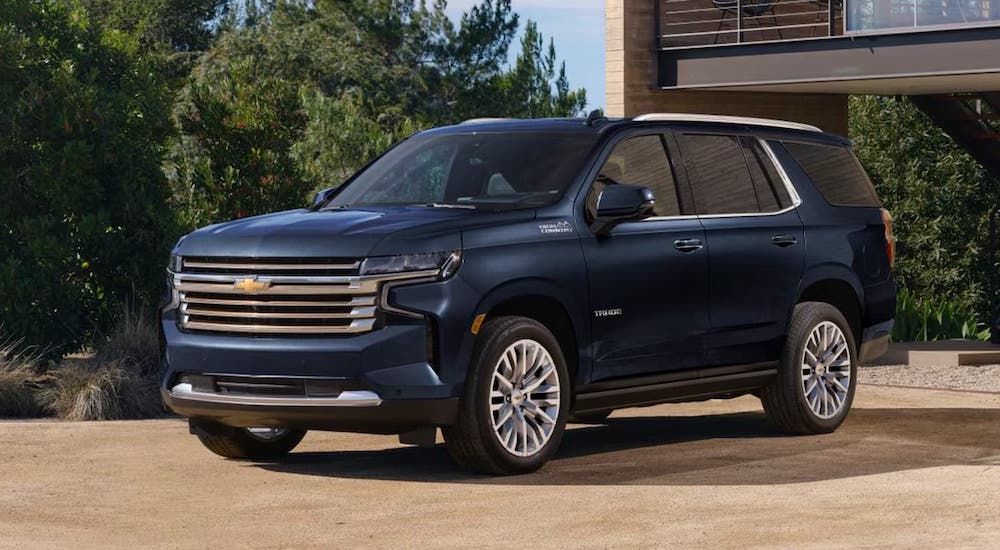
444,0,605,111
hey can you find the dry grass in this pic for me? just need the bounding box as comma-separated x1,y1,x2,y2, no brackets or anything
0,335,47,417
42,307,164,420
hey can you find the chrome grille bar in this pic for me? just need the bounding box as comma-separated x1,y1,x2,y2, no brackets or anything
183,318,376,334
180,304,377,319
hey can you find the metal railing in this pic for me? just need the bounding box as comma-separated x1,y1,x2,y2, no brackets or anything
658,0,844,48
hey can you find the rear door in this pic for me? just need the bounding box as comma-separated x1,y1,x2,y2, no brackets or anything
670,133,805,367
581,132,709,381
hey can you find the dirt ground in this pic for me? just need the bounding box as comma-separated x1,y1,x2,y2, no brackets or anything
3,385,1000,549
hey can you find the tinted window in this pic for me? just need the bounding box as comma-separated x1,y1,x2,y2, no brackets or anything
743,139,792,212
591,135,681,217
784,142,880,207
675,134,759,215
327,132,597,210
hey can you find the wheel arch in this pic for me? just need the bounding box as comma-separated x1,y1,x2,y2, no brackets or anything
473,279,587,384
795,274,864,349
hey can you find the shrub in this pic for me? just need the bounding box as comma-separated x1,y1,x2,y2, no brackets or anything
0,335,47,417
851,96,1000,324
892,289,992,342
42,307,163,420
0,1,177,354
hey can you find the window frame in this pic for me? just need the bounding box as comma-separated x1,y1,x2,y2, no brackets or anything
669,133,802,219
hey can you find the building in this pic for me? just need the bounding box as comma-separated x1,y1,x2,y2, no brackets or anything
606,0,1000,174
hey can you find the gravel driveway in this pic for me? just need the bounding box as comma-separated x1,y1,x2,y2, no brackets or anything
3,385,1000,549
861,364,1000,392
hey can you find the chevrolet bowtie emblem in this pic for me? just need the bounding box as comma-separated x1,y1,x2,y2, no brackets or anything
234,277,270,293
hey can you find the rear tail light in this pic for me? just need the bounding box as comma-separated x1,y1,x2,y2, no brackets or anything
881,208,895,267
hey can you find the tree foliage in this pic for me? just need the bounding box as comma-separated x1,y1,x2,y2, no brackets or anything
169,0,588,229
850,96,1000,322
0,0,176,353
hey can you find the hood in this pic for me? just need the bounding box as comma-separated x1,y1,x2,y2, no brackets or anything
175,206,536,258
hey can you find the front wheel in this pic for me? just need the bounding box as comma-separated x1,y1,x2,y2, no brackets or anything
189,418,306,460
761,302,857,434
443,316,569,475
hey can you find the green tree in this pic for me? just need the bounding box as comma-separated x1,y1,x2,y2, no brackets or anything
169,0,587,229
850,95,1000,322
500,21,587,118
0,0,176,353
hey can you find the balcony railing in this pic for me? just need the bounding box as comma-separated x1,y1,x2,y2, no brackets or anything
658,0,844,48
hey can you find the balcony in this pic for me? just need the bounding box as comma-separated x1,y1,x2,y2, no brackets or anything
656,0,1000,93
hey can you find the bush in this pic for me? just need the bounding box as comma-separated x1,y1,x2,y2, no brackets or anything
0,1,177,354
851,96,1000,324
892,289,991,342
0,335,47,417
42,307,163,420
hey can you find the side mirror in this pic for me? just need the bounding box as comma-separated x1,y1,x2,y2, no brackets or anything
311,187,335,208
591,184,656,235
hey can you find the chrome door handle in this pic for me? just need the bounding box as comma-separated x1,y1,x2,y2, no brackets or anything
771,234,798,247
673,238,703,252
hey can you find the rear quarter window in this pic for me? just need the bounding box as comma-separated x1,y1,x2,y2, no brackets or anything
783,142,881,207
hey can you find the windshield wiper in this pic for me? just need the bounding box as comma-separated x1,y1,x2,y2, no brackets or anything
414,203,477,209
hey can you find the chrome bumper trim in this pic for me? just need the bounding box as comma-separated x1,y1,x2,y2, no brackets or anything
168,383,382,407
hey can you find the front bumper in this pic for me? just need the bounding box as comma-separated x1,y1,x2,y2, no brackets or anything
162,384,457,434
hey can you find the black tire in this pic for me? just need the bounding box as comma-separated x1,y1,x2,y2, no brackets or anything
442,316,570,475
189,418,306,460
568,410,612,423
761,301,858,435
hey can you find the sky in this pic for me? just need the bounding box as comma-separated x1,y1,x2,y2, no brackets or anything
443,0,605,112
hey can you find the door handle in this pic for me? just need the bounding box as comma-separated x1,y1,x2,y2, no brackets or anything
771,234,798,247
673,238,703,252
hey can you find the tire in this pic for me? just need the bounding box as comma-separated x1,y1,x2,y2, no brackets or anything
761,302,858,435
443,316,570,475
189,418,306,460
568,410,612,423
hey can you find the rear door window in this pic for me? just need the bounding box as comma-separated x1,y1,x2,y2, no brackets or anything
674,134,760,215
783,142,880,207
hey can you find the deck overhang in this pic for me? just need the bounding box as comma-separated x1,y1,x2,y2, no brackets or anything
658,26,1000,94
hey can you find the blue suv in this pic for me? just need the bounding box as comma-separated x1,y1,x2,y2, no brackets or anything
161,114,896,474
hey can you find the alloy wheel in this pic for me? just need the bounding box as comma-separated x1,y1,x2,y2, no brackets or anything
489,339,561,457
800,321,852,419
245,427,289,441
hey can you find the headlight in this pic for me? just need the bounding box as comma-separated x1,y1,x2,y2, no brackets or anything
361,251,462,278
168,253,183,273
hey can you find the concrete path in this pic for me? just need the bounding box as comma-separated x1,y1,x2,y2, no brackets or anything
2,385,1000,549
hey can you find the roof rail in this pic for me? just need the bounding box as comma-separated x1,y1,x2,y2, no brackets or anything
632,113,822,133
460,117,515,125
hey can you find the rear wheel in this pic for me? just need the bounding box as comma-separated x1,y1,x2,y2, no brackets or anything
443,316,569,475
761,302,857,434
190,418,306,460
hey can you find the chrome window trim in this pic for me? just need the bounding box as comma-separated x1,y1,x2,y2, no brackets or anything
625,137,801,222
169,382,382,407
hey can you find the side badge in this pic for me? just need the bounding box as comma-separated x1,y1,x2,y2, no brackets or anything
594,308,622,318
538,220,573,235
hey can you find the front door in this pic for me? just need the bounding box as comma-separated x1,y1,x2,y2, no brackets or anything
581,133,709,382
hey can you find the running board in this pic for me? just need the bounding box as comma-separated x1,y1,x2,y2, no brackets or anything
573,368,777,414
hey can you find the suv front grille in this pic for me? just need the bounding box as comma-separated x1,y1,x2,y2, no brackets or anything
172,256,378,336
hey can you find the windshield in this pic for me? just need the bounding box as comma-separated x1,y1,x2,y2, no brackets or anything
324,132,597,209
